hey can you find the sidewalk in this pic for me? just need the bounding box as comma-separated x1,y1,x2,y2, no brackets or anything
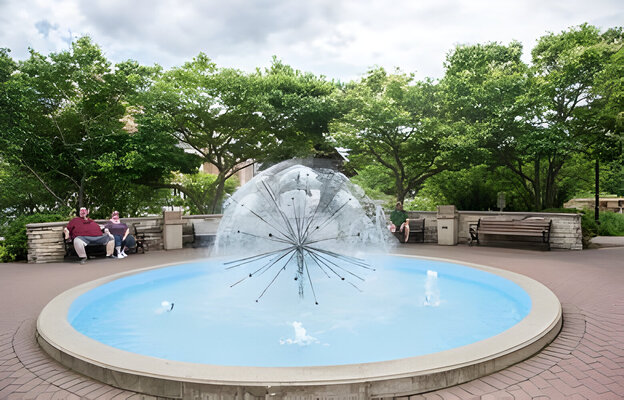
1,245,623,399
590,235,624,248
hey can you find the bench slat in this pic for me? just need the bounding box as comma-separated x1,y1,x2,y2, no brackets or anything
481,221,549,226
479,230,547,236
480,226,549,231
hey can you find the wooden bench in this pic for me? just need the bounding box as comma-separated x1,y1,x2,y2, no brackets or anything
393,218,425,243
470,217,552,250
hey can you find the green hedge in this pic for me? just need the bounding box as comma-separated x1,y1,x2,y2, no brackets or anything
581,212,599,248
0,214,66,262
598,212,624,236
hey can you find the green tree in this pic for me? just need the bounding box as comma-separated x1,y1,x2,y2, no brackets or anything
440,25,623,210
142,56,339,213
589,35,624,197
441,41,538,208
140,54,273,213
255,58,341,162
6,37,133,208
1,50,63,219
527,24,623,208
0,161,64,221
330,67,453,204
0,38,197,217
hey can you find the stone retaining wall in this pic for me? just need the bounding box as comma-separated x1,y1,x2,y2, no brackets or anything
26,224,67,264
26,215,222,264
26,217,164,264
404,211,582,250
26,211,582,263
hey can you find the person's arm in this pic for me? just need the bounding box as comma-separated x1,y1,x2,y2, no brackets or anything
123,227,129,241
64,219,75,240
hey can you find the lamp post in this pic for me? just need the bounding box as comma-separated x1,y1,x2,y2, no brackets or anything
595,159,600,223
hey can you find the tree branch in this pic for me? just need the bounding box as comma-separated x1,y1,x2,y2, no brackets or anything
20,161,66,204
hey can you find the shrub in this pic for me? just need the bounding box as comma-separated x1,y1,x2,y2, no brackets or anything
0,213,66,262
598,212,624,236
580,211,599,248
0,244,8,263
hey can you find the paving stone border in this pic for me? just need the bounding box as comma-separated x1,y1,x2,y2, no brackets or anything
2,302,624,399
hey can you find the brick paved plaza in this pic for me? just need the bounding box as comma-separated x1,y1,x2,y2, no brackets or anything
1,242,623,399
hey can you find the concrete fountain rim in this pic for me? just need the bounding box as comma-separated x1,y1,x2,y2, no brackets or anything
36,254,562,397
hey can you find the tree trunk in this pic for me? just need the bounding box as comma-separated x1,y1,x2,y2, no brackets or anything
533,157,541,210
541,157,563,210
78,175,86,209
595,158,600,221
209,174,227,214
395,173,406,205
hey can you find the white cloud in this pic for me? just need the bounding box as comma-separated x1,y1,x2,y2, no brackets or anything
1,0,622,81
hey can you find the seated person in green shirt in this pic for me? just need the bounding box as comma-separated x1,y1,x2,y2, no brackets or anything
389,202,410,243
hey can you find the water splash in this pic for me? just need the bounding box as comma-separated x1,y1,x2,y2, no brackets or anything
424,270,440,306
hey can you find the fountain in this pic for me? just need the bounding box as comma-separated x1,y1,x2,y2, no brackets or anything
214,160,391,303
37,160,562,399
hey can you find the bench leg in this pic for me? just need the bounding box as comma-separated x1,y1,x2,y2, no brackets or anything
468,228,478,246
543,232,551,251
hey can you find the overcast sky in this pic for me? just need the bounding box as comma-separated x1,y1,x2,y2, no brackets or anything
1,0,622,82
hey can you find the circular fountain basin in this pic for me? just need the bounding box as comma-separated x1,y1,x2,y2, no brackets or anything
37,255,561,399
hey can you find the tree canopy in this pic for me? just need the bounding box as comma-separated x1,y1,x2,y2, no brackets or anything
0,38,198,217
0,23,622,225
330,67,457,203
438,25,624,210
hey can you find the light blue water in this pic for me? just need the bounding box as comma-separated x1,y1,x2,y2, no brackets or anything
69,255,531,367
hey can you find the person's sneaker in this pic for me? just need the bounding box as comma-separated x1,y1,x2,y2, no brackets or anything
117,254,125,259
107,255,116,259
79,258,87,265
120,251,128,258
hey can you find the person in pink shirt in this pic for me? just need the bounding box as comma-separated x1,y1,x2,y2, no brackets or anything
104,211,135,258
64,207,114,264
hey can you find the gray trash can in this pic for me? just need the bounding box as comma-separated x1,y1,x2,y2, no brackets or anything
163,210,184,250
437,205,458,245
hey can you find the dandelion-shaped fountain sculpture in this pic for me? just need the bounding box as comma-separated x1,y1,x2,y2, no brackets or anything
215,160,391,304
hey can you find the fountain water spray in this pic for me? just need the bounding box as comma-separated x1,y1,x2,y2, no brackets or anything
424,270,440,306
215,160,392,303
